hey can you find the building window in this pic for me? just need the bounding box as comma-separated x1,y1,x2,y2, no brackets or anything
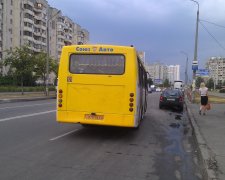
9,28,12,34
24,31,32,37
10,19,13,24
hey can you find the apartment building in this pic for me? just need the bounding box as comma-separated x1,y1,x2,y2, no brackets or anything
167,65,180,83
48,8,89,60
0,0,89,66
0,1,3,61
206,57,225,85
145,63,180,85
145,63,166,84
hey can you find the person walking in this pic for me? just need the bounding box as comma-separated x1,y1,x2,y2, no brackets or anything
199,82,208,115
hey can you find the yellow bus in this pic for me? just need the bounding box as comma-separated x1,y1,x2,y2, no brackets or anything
57,44,148,128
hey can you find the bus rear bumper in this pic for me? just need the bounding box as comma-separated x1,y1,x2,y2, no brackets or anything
57,111,135,128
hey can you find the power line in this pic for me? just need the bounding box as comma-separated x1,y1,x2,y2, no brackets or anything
199,21,225,51
200,19,225,29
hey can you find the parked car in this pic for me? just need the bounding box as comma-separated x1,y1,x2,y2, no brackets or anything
159,89,184,111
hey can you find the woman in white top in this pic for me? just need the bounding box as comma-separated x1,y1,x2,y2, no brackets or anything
199,82,208,115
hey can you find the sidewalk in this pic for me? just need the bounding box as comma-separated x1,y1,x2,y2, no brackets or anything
186,94,225,180
0,91,56,104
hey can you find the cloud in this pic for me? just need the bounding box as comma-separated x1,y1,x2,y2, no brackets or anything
48,0,225,81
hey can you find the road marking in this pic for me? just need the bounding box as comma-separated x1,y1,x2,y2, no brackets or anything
0,110,56,122
49,129,80,141
0,102,55,110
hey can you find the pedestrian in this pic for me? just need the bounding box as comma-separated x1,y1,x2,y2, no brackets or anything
199,82,208,115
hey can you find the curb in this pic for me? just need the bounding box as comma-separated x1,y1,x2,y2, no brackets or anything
185,100,218,180
0,96,56,104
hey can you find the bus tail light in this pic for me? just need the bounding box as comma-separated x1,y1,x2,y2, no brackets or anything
58,89,63,108
129,108,133,112
129,93,134,112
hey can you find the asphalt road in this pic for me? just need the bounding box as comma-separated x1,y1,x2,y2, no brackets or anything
0,93,203,180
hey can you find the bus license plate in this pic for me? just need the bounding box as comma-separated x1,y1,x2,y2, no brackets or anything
84,114,104,120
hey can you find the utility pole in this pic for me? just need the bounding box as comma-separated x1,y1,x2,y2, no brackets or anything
46,10,61,96
190,0,199,102
180,51,189,86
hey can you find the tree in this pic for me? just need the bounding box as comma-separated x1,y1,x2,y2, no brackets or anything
4,45,35,94
223,80,225,86
195,76,204,88
51,60,59,78
0,60,3,76
163,78,170,87
206,78,214,89
147,78,153,87
33,51,58,85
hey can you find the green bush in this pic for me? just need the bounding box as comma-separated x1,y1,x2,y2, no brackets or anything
0,86,55,92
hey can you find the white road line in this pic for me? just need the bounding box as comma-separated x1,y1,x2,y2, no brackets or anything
0,102,55,110
49,129,80,141
0,110,56,122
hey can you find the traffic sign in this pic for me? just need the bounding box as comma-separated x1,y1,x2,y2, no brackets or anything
196,69,209,77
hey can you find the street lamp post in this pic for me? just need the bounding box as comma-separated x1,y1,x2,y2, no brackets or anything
46,10,61,96
190,0,199,102
180,51,189,86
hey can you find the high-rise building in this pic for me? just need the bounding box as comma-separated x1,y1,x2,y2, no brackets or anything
0,1,3,61
146,63,180,84
0,0,89,71
206,57,225,85
167,65,180,83
48,7,89,60
145,63,166,84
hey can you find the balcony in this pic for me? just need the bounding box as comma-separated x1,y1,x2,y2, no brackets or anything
24,8,34,16
33,6,43,13
34,14,42,21
57,33,64,39
23,35,33,42
24,17,34,24
23,26,33,33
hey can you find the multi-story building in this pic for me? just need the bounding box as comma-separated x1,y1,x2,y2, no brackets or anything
206,57,225,85
0,0,89,68
146,63,180,84
0,1,3,62
48,8,89,60
167,65,180,83
145,63,166,84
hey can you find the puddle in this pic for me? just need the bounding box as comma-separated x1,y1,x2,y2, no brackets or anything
169,123,180,128
175,114,182,120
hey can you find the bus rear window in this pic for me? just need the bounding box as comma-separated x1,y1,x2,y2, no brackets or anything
69,54,125,75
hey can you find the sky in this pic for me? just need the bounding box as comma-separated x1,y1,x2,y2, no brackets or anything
47,0,225,81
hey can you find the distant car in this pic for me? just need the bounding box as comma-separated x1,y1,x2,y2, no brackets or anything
159,89,184,111
156,87,161,92
147,86,152,93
